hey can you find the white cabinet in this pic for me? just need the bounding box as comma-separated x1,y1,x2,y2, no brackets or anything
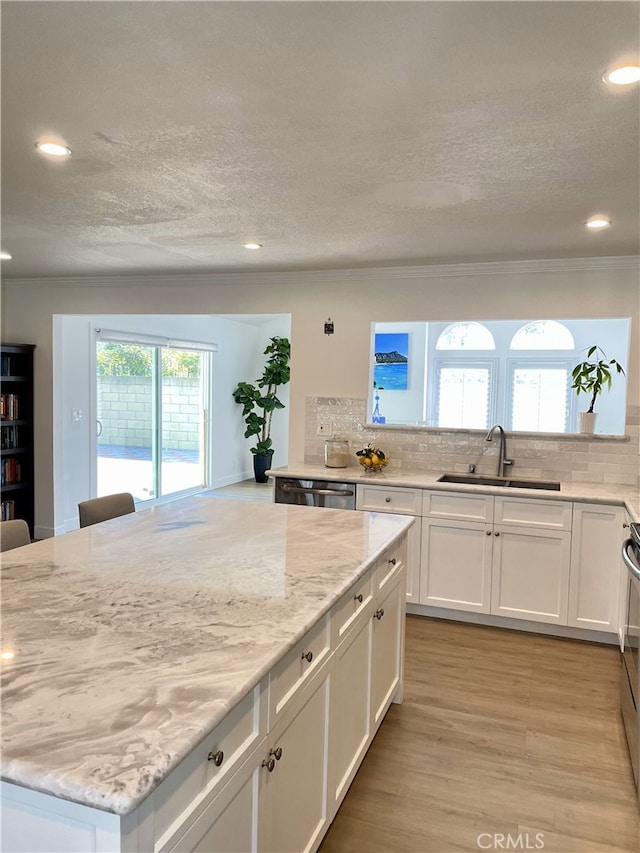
421,492,573,626
491,525,571,624
328,538,406,814
154,681,267,853
619,512,632,650
569,503,626,633
260,670,332,853
166,756,260,853
329,613,372,812
421,517,493,613
371,574,405,726
356,484,421,603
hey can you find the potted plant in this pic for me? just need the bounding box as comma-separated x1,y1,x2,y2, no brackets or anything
232,336,291,482
571,345,625,434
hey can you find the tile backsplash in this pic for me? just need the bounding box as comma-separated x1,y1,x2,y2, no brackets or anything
305,397,640,487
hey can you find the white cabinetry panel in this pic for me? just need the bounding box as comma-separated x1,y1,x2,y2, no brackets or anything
491,527,571,623
569,503,625,633
421,519,492,613
329,618,372,810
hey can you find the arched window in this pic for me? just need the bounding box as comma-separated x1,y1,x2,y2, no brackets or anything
510,320,574,350
436,322,495,350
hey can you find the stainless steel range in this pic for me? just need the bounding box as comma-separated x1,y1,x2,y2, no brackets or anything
621,522,640,803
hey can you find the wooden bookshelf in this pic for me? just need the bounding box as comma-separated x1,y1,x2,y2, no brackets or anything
1,343,35,537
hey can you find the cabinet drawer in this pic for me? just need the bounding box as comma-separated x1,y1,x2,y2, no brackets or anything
269,613,332,724
375,539,406,594
356,484,422,515
423,490,493,522
332,569,373,646
494,496,572,530
153,680,266,849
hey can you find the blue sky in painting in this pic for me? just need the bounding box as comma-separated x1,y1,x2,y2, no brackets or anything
374,333,408,356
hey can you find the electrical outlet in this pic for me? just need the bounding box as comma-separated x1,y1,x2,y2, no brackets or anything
316,422,333,437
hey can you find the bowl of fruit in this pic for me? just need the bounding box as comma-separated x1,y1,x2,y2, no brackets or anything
356,443,389,473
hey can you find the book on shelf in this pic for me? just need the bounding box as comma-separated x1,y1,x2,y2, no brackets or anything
1,499,16,520
1,457,22,485
1,424,21,449
0,394,20,420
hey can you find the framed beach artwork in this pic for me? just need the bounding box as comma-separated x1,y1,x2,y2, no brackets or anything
374,333,408,390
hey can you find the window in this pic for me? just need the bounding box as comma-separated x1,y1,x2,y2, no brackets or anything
510,320,574,350
435,360,494,429
508,362,572,432
369,317,630,434
95,332,213,502
436,322,495,350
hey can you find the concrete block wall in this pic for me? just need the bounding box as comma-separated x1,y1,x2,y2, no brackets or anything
304,396,640,488
98,377,201,450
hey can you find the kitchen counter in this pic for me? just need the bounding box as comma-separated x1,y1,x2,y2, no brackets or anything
0,497,413,816
268,464,640,521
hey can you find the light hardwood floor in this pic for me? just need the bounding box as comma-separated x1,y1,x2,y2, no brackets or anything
320,615,640,853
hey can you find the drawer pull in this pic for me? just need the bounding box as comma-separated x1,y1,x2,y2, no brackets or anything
385,497,391,503
388,557,397,566
354,593,364,603
269,746,283,761
262,757,276,773
301,651,313,663
374,608,385,620
207,749,224,766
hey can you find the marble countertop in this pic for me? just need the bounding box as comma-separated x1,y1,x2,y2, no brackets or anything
268,464,640,522
0,497,413,815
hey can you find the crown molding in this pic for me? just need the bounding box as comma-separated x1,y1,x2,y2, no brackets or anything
3,255,638,288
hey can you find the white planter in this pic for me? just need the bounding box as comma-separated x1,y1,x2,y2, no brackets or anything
579,411,597,434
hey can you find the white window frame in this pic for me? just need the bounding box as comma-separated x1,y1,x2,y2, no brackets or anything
431,358,498,429
506,358,575,433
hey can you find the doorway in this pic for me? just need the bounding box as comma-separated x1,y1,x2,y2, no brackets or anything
96,341,209,502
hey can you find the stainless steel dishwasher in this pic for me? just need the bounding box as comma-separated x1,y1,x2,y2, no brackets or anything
274,478,356,510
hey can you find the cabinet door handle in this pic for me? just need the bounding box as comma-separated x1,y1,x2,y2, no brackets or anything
486,530,491,536
207,749,224,766
301,651,313,663
374,608,384,620
269,746,283,761
388,557,397,565
623,522,630,529
494,531,500,537
354,593,364,603
385,497,391,503
262,757,276,773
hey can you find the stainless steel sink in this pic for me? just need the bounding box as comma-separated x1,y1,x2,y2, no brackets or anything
437,473,560,491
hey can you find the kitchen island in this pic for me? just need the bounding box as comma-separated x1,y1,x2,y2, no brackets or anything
1,497,412,852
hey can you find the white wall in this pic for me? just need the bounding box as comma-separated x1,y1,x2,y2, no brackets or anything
1,257,638,537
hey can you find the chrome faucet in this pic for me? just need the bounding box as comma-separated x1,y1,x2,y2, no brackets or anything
485,424,513,478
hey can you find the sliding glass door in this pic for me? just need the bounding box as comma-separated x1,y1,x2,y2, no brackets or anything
96,341,207,502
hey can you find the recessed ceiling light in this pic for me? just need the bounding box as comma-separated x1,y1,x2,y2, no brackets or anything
603,65,640,85
0,251,12,260
35,141,71,157
243,242,263,250
585,215,611,230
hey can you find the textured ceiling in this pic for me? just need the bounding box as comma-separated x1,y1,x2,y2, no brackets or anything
1,1,639,279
